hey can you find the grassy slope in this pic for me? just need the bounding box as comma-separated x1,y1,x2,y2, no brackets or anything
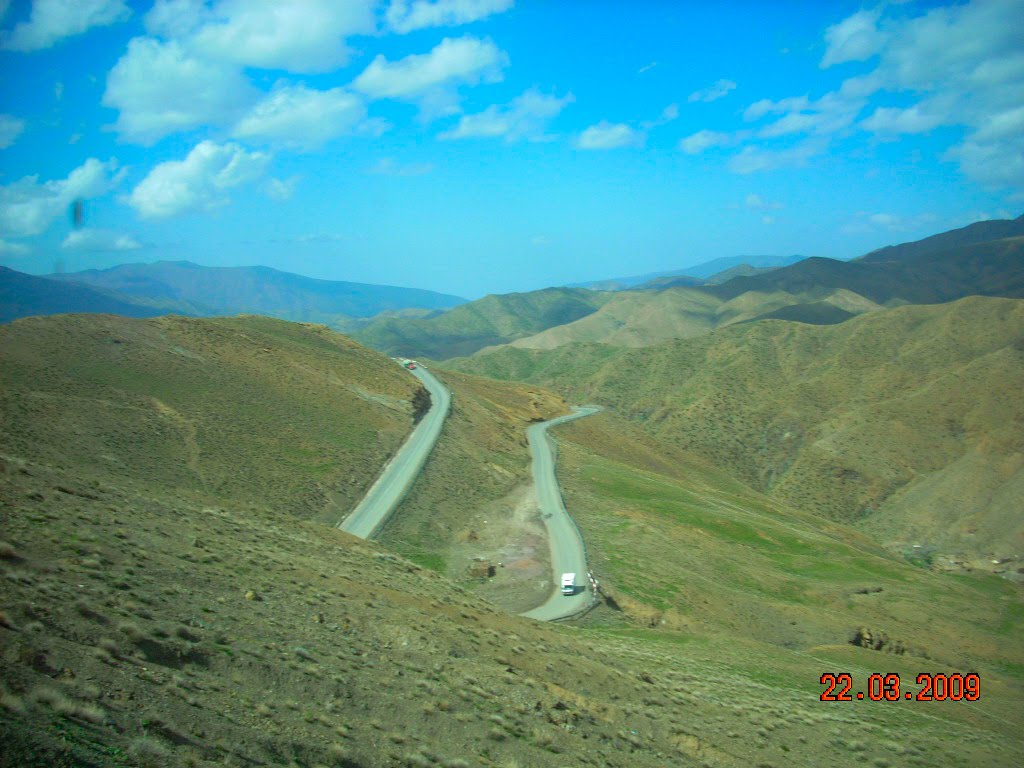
448,297,1024,560
0,314,420,523
351,287,611,359
553,412,1024,758
2,314,1021,767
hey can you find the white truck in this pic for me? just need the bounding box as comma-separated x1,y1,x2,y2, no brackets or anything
560,573,576,596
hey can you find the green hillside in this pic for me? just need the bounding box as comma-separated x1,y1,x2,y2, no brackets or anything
449,296,1024,563
351,286,611,359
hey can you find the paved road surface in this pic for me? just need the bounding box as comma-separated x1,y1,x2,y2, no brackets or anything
338,365,451,539
521,406,602,621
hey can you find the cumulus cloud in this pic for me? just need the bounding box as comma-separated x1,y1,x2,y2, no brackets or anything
439,88,572,142
104,37,256,144
0,158,122,238
688,78,736,103
233,84,366,150
61,228,142,251
187,0,376,73
1,0,130,52
387,0,514,34
736,0,1024,190
353,36,508,113
821,9,886,68
575,121,643,150
128,141,269,219
144,0,211,38
0,113,25,148
679,129,733,154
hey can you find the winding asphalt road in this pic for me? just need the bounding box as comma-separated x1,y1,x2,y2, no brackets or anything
338,365,451,539
521,406,602,622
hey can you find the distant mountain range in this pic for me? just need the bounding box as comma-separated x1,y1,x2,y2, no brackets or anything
1,260,466,325
569,254,808,290
356,215,1023,358
0,266,166,324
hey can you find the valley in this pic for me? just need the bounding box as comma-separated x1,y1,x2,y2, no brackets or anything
2,220,1023,767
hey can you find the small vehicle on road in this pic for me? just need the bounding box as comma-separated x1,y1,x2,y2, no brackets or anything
561,573,576,595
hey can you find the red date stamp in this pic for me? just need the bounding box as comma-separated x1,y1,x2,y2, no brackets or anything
819,672,980,701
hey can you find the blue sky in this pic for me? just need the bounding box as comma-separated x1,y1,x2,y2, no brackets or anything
1,0,1021,298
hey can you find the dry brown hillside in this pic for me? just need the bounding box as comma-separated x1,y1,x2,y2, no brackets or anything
453,297,1024,565
0,314,421,524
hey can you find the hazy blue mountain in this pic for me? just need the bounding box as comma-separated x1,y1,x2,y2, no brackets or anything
48,261,467,322
1,266,165,323
570,254,807,291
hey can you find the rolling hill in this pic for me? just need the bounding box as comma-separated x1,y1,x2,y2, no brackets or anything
0,266,166,324
48,260,465,323
450,296,1024,565
3,312,1021,767
351,286,612,359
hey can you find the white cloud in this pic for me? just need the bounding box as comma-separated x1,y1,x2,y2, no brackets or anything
0,113,25,148
745,194,783,210
387,0,514,34
187,0,376,73
821,9,886,68
128,141,269,219
0,158,122,238
144,0,211,38
637,61,657,74
727,141,824,174
679,129,732,154
103,37,255,144
1,0,130,52
861,102,946,134
61,228,142,252
233,84,366,150
353,36,508,112
859,0,1024,189
439,88,572,142
263,175,300,201
575,121,643,150
367,158,435,176
688,78,736,103
751,87,867,139
0,238,31,256
741,0,1024,191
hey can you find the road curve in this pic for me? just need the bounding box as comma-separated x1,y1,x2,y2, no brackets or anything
521,405,602,622
338,365,451,539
